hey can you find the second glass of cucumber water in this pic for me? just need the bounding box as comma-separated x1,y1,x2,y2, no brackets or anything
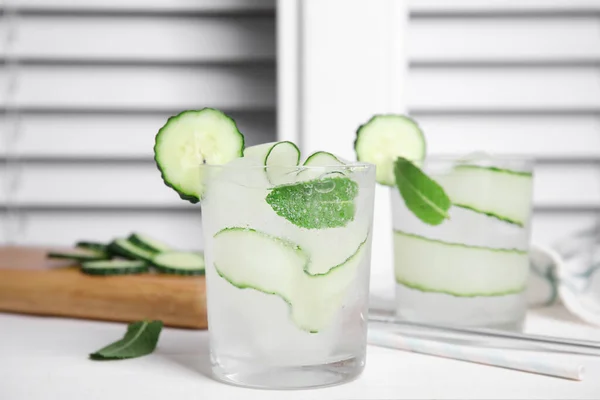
200,156,376,389
392,155,534,331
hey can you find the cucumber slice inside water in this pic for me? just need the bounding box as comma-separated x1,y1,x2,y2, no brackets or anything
394,230,529,297
243,141,301,185
154,108,245,203
434,165,533,227
81,260,149,276
213,227,366,332
152,251,206,275
354,114,426,186
128,233,172,253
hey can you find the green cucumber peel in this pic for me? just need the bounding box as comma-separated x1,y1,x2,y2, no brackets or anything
213,227,368,332
454,164,533,177
396,280,526,298
453,204,525,227
394,157,451,226
393,230,527,254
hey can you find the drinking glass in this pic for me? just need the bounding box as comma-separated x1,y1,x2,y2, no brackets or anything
200,161,376,389
391,155,534,331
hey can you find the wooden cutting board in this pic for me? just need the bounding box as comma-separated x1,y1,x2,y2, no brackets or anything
0,246,207,329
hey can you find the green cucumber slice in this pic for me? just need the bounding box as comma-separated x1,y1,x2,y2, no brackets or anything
303,151,344,167
75,241,109,254
47,249,109,262
296,151,346,181
394,230,529,297
152,251,206,275
434,165,533,227
81,260,149,276
213,227,366,332
243,141,301,185
154,108,245,203
354,114,426,186
128,233,172,253
108,239,155,262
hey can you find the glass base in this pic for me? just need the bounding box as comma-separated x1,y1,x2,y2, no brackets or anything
396,284,526,331
211,354,365,390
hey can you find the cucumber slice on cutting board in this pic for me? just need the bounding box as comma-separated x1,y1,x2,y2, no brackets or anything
154,108,245,203
152,251,205,275
75,241,109,254
212,227,366,332
81,260,149,276
108,239,155,262
243,141,301,185
128,233,172,253
354,114,426,186
394,230,529,297
48,248,109,262
434,165,533,227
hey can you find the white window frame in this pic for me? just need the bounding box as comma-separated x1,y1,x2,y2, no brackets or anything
277,0,409,307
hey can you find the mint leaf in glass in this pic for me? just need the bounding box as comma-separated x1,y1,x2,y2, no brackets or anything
90,320,163,360
394,157,451,226
266,176,359,229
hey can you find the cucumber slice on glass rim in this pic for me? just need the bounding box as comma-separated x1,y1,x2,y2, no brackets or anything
354,114,426,186
243,141,301,185
154,108,245,203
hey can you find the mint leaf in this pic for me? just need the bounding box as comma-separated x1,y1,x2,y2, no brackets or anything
90,320,163,360
394,157,451,225
266,176,359,229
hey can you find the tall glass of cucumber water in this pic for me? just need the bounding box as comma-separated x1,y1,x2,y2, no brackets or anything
354,115,534,331
153,109,376,389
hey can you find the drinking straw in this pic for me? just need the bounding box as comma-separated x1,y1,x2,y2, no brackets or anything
368,329,585,381
369,315,600,356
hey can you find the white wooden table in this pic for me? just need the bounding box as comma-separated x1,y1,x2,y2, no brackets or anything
2,305,599,400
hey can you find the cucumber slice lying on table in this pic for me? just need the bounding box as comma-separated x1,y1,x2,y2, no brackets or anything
152,251,205,275
354,114,426,186
81,260,149,276
154,108,245,203
108,239,154,262
434,165,533,227
213,227,366,333
128,233,172,253
394,230,529,297
243,141,301,185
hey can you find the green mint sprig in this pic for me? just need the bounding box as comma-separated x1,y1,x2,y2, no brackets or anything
90,320,163,360
394,157,451,226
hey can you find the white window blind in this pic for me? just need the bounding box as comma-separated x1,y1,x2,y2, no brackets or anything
0,0,277,248
1,0,598,248
408,0,600,246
